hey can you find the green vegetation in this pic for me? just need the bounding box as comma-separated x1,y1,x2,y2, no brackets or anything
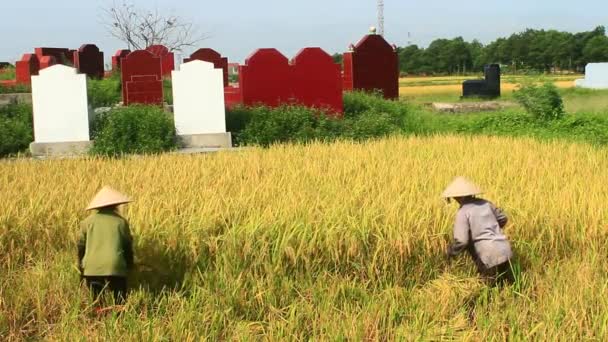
0,103,32,157
0,67,16,81
513,83,565,120
227,92,405,146
397,26,608,75
90,105,176,156
87,72,122,108
0,83,30,94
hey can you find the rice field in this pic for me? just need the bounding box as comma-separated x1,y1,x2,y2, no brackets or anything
399,81,575,97
2,135,608,340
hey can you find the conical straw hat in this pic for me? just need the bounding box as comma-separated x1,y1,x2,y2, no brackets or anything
441,177,483,198
86,186,132,210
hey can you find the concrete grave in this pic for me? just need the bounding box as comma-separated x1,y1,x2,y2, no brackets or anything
343,31,399,99
15,53,40,84
121,50,163,106
35,47,74,66
239,49,292,107
30,65,91,156
184,48,229,87
39,56,57,70
575,63,608,89
112,49,131,71
146,45,174,77
462,64,501,98
172,60,231,148
291,47,343,115
74,44,104,79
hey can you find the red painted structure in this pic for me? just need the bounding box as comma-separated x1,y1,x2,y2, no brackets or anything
15,53,40,84
39,56,57,70
184,48,229,87
291,48,342,114
239,49,292,108
232,48,343,114
34,47,74,66
146,45,174,77
112,49,131,72
342,34,399,99
73,44,104,79
121,50,163,106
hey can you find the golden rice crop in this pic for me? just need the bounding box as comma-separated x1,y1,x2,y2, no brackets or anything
1,135,608,340
399,80,574,96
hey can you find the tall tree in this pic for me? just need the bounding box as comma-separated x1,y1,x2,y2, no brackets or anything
102,0,206,51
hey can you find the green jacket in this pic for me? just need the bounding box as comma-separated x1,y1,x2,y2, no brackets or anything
77,208,134,277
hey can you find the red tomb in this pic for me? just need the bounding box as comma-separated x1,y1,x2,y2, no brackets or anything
121,50,163,106
35,47,74,66
74,44,104,79
239,49,292,107
15,53,40,84
342,34,399,99
184,48,229,87
39,56,57,70
112,49,131,71
146,45,174,77
291,48,343,115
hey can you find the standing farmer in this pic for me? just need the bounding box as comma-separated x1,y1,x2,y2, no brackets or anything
443,177,514,285
78,186,134,305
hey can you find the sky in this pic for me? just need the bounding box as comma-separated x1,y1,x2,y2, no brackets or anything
0,0,606,65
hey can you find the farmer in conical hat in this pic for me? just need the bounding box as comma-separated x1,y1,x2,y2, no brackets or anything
443,177,513,284
77,186,134,305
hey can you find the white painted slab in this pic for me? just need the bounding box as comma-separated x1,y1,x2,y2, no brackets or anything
31,65,90,143
172,60,226,135
575,63,608,89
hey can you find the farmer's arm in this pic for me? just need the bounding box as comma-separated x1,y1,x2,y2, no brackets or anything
492,204,508,228
77,224,87,272
447,210,470,258
121,221,134,270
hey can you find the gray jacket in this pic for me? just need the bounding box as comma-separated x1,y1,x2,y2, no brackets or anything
447,198,512,268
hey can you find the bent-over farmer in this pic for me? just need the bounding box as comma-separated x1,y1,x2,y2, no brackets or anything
78,186,134,305
442,177,514,284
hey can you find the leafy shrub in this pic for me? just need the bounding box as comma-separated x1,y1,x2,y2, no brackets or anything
513,83,565,120
87,72,121,108
0,104,33,157
233,105,320,146
226,92,407,147
345,112,400,140
90,105,176,156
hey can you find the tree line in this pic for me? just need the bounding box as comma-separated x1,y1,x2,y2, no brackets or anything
334,26,608,75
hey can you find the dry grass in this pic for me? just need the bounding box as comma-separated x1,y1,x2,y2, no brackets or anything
1,135,608,340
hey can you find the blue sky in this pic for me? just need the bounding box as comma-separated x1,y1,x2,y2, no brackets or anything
1,0,606,65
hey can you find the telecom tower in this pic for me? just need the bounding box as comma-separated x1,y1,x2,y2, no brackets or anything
377,0,384,36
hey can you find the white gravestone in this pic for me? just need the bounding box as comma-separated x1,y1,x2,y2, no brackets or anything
172,60,232,148
575,63,608,89
30,65,91,156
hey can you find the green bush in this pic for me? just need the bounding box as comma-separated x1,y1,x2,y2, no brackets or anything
87,72,121,108
90,105,176,156
226,92,407,147
0,104,33,157
513,83,565,120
